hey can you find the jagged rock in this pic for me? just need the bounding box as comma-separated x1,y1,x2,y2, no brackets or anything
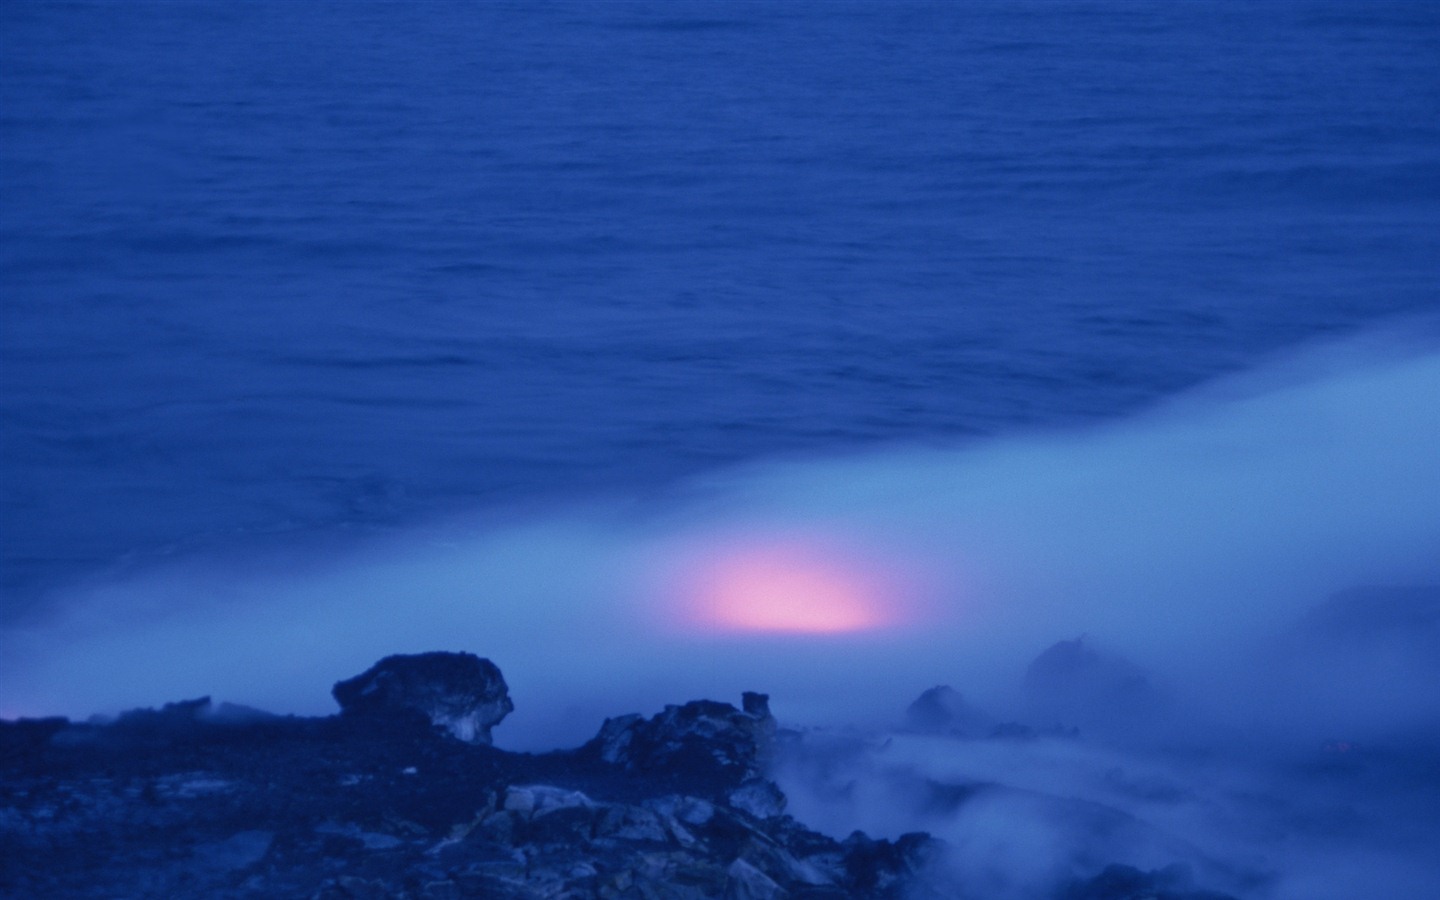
332,652,513,744
841,831,942,893
728,779,787,819
583,694,778,791
743,692,772,718
903,686,994,737
725,858,787,900
646,795,717,827
740,835,836,888
478,809,519,843
523,785,596,819
2,655,963,900
596,804,670,843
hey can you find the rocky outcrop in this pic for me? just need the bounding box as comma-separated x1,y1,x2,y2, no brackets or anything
427,781,942,899
332,652,513,744
0,659,947,899
583,691,779,805
1,653,1238,899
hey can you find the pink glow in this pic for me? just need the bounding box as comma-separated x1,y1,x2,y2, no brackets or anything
664,538,922,636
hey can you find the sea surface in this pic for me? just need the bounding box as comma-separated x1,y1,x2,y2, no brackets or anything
2,0,1438,619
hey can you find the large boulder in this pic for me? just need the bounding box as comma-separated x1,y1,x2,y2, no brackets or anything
332,652,512,744
583,692,778,796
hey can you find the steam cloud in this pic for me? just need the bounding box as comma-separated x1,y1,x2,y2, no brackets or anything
3,321,1438,897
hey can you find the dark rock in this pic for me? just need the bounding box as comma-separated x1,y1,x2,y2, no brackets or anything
840,831,943,893
1061,863,1238,900
728,778,788,819
726,857,787,899
109,697,216,739
0,716,69,761
332,652,513,744
743,692,772,717
1,655,957,900
583,695,778,792
903,686,994,737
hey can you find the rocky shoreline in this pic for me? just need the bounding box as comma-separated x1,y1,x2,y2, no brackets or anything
0,652,1232,899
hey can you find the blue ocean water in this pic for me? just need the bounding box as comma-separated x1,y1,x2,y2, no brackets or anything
2,0,1438,616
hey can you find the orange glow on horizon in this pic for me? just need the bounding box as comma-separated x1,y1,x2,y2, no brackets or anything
664,538,920,636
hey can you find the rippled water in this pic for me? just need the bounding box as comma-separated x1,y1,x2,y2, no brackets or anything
2,0,1438,614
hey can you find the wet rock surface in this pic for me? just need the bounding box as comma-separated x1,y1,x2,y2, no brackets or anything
0,660,942,899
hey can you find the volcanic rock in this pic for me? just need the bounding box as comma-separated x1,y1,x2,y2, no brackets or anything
583,692,778,792
0,656,961,899
332,651,512,744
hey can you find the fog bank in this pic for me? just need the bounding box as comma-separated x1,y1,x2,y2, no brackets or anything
2,325,1438,755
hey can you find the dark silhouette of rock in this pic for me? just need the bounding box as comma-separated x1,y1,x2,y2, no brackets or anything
0,665,955,898
743,691,771,718
1024,637,1160,733
0,652,1237,899
0,716,68,762
332,651,513,744
1061,862,1236,900
903,685,994,737
840,831,943,894
583,693,778,791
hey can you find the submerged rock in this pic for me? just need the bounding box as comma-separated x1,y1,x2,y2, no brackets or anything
331,651,513,744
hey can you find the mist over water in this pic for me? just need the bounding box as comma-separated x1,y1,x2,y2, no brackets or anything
4,2,1440,896
4,325,1437,739
5,325,1438,896
5,0,1440,613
